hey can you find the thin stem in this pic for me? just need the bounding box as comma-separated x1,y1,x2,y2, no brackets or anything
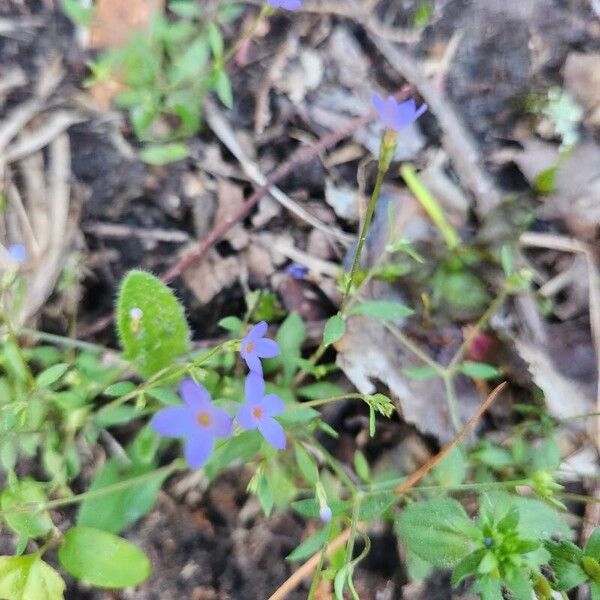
96,342,232,416
293,343,326,387
16,327,111,355
443,373,462,433
291,393,365,410
340,144,392,311
344,495,362,565
223,5,271,65
311,439,357,494
0,460,183,517
447,288,509,372
382,320,444,373
307,522,332,600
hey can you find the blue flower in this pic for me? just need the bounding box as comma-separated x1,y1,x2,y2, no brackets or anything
285,263,309,280
237,373,286,450
240,321,280,375
151,379,232,468
7,244,26,264
267,0,302,10
320,506,333,523
372,93,427,131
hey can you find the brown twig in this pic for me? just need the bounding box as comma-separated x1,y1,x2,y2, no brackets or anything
267,383,507,600
79,86,413,338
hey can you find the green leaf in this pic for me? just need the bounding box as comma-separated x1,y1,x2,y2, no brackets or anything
586,527,600,559
402,366,437,380
0,554,65,600
297,382,344,400
533,166,557,195
592,581,600,600
214,70,233,109
406,550,434,581
357,493,396,520
275,313,306,383
61,0,94,26
432,447,467,487
218,316,244,334
353,450,370,483
294,443,318,485
207,22,224,59
291,499,350,519
35,363,69,388
169,1,201,18
103,381,137,397
323,315,345,347
349,301,414,321
451,549,486,586
485,492,572,540
458,362,501,380
504,568,534,600
77,459,164,534
286,527,329,562
476,575,503,600
140,143,189,165
546,540,587,591
395,498,476,567
1,479,53,540
58,526,151,588
116,270,190,377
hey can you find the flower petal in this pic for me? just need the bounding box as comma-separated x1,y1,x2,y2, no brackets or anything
262,394,284,417
245,372,265,403
247,321,268,340
254,338,280,359
237,402,258,430
372,92,386,116
184,434,214,468
179,378,212,410
151,406,195,437
243,351,263,375
259,418,287,450
210,407,233,438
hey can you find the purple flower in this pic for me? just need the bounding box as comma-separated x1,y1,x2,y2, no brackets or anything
237,373,286,450
7,244,26,264
267,0,302,9
240,321,280,375
150,379,232,468
320,506,333,523
285,263,309,280
372,93,427,131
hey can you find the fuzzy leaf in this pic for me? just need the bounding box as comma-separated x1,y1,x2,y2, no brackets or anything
116,270,190,377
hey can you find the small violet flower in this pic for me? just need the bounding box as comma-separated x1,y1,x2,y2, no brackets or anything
372,93,427,132
267,0,302,10
237,372,286,450
240,321,280,375
285,262,309,280
7,244,26,264
151,378,232,468
320,505,333,523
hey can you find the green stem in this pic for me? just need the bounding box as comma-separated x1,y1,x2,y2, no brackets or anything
307,522,333,600
291,393,365,410
340,141,393,311
311,439,357,494
382,320,444,373
16,327,112,355
344,495,362,565
443,373,462,433
0,460,184,517
293,343,326,387
96,341,233,416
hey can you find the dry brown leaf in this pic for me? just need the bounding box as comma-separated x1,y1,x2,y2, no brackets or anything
564,52,600,127
90,0,164,49
216,178,249,250
182,249,240,305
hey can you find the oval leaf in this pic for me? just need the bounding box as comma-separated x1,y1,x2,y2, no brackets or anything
116,270,190,377
58,526,151,588
323,314,345,346
350,301,413,321
0,554,65,600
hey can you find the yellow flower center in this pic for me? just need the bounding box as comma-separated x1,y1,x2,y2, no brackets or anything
197,412,212,427
252,406,264,420
245,341,255,353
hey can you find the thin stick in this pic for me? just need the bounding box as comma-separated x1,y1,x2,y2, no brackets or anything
79,86,413,338
268,383,506,600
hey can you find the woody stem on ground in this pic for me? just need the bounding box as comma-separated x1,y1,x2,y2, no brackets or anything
222,5,272,65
